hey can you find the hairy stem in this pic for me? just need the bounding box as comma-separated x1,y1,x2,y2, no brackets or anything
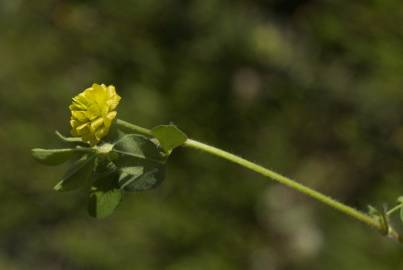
116,119,401,242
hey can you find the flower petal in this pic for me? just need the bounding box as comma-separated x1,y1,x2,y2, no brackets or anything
69,83,121,145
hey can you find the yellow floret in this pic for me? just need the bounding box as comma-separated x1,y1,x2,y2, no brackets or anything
70,83,121,145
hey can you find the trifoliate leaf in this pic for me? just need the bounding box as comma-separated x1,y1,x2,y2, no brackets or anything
54,154,95,191
113,134,165,163
118,166,143,188
88,170,122,218
88,189,122,218
151,124,187,153
112,135,166,191
94,160,118,179
118,163,165,192
32,148,81,166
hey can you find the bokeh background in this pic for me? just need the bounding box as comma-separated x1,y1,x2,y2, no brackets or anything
1,0,403,269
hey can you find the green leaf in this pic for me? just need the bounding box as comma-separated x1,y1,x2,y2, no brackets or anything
88,189,122,218
151,124,187,153
113,134,165,163
400,207,403,223
398,196,403,204
118,163,165,192
94,160,118,179
54,154,95,191
88,171,122,218
32,148,80,166
112,134,166,192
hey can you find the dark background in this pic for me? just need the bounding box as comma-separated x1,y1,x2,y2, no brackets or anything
1,0,402,269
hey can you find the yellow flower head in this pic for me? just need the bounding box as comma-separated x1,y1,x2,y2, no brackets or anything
70,83,121,145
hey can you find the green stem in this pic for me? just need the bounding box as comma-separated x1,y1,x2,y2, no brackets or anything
387,204,403,216
184,139,378,226
116,119,152,136
116,119,401,242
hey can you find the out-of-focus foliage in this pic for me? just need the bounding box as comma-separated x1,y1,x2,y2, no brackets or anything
1,0,402,269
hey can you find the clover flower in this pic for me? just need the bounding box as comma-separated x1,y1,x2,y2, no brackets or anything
70,83,121,145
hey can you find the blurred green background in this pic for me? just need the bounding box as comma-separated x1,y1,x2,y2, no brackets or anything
1,0,402,269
